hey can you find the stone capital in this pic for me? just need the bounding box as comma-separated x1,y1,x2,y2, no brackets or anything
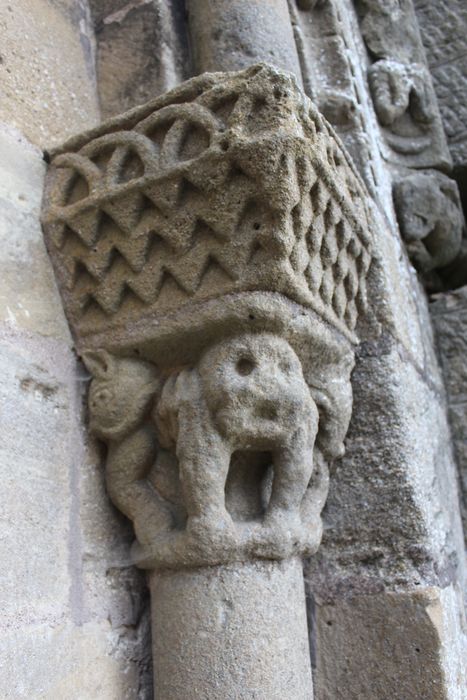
41,63,374,570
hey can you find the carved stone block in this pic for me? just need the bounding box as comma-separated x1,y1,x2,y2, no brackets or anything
356,0,451,169
41,64,374,570
393,170,464,277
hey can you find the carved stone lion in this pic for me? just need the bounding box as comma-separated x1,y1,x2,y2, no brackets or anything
156,333,319,542
83,329,352,566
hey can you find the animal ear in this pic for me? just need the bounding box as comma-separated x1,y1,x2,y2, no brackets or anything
82,350,114,379
436,174,457,203
309,384,350,461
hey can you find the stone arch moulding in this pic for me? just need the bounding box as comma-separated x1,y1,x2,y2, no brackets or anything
41,64,374,699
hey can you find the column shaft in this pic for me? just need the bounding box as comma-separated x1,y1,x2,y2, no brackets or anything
150,558,313,699
187,0,303,83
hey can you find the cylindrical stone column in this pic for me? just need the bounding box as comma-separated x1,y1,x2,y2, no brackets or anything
186,0,303,82
150,558,313,699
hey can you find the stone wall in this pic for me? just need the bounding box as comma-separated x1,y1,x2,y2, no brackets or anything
88,0,190,119
414,0,467,171
0,0,98,147
0,3,152,698
414,0,467,290
285,1,467,697
431,290,467,546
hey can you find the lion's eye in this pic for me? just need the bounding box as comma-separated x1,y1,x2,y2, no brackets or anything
93,388,113,404
236,357,255,376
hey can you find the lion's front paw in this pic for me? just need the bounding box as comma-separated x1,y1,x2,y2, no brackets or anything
187,509,236,548
263,508,304,551
247,508,305,559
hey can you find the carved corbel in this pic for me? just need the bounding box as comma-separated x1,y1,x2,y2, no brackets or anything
393,170,464,290
356,0,450,170
354,0,467,294
368,60,436,129
41,63,373,572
